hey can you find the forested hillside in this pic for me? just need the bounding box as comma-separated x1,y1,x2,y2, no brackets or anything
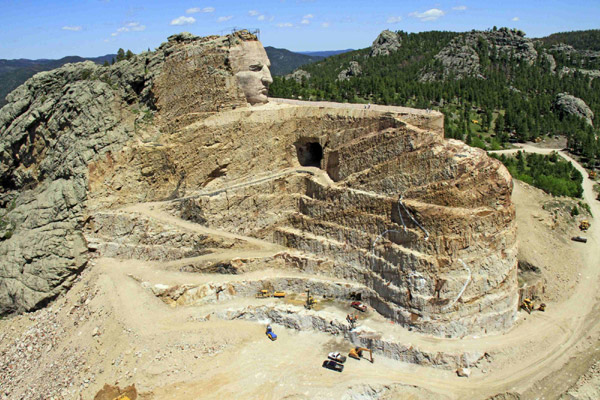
264,47,323,76
540,29,600,51
271,28,600,167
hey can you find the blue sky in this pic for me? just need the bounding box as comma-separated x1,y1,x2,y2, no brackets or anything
0,0,598,59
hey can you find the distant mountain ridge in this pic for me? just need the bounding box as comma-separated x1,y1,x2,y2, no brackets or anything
263,47,323,76
297,49,354,58
0,54,115,107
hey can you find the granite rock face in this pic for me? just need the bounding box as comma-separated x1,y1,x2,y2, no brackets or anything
337,61,362,81
0,31,253,315
0,31,518,339
421,28,539,81
554,92,595,126
370,30,402,57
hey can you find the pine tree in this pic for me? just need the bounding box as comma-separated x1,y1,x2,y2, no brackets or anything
116,48,125,62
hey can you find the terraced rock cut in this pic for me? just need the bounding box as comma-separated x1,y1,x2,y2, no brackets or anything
0,30,517,340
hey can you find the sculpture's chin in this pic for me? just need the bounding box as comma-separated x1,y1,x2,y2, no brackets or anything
247,93,269,105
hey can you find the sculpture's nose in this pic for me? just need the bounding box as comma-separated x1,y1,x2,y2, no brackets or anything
262,68,273,86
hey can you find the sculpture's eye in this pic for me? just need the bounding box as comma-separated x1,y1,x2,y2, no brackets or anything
249,63,263,72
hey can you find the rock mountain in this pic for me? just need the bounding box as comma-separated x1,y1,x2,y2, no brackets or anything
1,30,517,338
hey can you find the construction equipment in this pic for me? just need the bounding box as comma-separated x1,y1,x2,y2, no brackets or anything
521,298,535,314
351,301,367,312
580,220,590,231
346,314,358,329
521,298,546,314
256,289,272,298
266,325,277,341
348,347,373,363
572,236,588,243
328,352,347,363
305,289,317,309
273,291,286,298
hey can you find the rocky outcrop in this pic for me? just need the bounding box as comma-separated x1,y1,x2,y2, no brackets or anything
337,61,362,81
286,69,311,83
554,93,594,126
0,31,254,315
421,28,538,81
370,30,402,57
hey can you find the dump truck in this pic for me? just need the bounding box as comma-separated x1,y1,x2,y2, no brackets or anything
273,291,286,298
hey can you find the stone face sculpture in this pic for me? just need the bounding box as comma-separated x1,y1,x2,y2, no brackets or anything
229,38,273,105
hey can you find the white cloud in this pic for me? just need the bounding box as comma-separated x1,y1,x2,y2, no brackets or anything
409,8,445,21
217,15,233,22
452,5,467,11
386,16,402,24
110,21,146,36
127,22,145,31
512,16,520,21
249,10,259,16
187,7,215,14
276,22,293,28
258,15,266,21
170,16,196,26
301,19,310,25
62,26,82,31
303,14,314,19
321,22,330,28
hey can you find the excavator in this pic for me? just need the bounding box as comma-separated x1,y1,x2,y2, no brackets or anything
348,347,373,363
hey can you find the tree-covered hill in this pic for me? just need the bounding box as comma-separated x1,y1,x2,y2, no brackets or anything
540,29,600,51
0,54,115,108
264,47,323,76
271,28,600,167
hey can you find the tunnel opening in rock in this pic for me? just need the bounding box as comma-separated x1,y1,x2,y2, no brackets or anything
295,141,323,167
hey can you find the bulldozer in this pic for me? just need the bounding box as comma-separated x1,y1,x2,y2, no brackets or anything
521,298,546,314
348,347,373,363
256,289,272,298
580,220,590,231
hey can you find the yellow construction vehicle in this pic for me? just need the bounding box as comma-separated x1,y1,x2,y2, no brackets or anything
521,298,546,314
256,289,272,298
521,298,535,314
580,220,590,231
273,291,286,298
305,289,317,309
348,347,374,363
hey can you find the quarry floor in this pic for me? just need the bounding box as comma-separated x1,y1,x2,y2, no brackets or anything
1,142,599,400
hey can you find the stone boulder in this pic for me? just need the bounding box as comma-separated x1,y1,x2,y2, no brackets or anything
370,30,402,57
554,93,594,126
337,61,362,81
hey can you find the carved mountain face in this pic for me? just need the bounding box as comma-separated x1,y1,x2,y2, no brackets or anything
229,41,273,105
